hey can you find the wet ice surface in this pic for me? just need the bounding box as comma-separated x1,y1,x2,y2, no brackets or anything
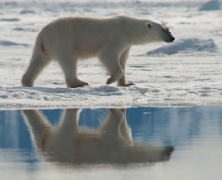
0,0,222,108
0,106,222,180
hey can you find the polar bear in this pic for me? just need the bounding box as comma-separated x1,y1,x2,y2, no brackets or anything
21,15,175,88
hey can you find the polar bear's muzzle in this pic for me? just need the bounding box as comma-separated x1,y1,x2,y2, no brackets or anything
163,31,175,43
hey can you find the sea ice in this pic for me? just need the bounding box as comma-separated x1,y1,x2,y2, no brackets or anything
0,0,222,109
199,0,221,11
146,38,219,56
0,39,31,47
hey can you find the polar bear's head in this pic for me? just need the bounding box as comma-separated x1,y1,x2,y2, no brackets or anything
146,21,175,43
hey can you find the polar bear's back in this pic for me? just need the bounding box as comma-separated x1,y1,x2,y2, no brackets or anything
38,16,128,59
38,15,148,60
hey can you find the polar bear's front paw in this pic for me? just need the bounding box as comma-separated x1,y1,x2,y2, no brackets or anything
21,76,34,87
68,80,89,88
106,76,115,85
122,83,135,86
75,81,89,88
118,82,135,87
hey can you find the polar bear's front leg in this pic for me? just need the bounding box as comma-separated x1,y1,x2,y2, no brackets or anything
99,52,124,85
117,48,135,87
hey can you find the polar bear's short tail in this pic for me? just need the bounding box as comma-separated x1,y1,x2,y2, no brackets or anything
21,35,51,87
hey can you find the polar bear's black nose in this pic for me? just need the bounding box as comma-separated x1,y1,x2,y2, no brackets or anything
171,37,175,42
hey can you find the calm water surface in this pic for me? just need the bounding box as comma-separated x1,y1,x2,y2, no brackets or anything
0,106,222,180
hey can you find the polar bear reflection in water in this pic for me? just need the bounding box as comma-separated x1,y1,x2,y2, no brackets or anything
22,109,174,166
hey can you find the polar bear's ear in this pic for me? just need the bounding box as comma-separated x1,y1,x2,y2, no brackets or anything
146,22,152,29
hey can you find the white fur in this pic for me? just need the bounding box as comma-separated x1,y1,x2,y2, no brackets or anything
21,15,174,88
22,109,174,165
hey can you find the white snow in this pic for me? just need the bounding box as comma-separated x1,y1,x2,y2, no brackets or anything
0,0,222,109
0,38,31,47
147,38,220,56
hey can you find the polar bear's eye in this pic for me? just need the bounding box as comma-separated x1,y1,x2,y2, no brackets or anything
162,30,165,32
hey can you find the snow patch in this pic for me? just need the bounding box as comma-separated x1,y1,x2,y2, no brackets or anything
74,86,123,96
146,38,219,56
133,86,149,94
94,86,119,93
0,18,20,22
199,0,221,11
13,27,38,32
20,10,36,14
0,39,30,47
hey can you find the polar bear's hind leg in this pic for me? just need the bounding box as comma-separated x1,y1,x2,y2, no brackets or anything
21,40,51,87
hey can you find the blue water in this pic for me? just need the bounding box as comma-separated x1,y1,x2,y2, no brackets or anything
0,106,222,180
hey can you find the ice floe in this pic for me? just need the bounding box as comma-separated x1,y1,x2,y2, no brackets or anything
199,0,221,11
147,38,220,56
